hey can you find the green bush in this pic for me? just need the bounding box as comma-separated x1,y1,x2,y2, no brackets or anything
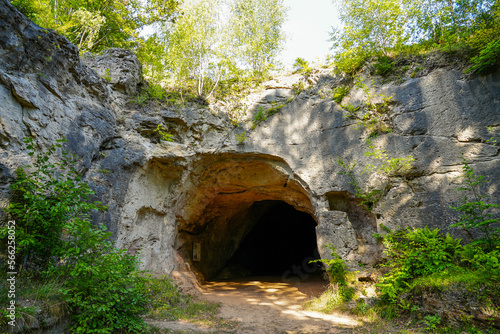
153,124,174,143
374,56,395,77
1,137,148,333
310,244,348,285
333,85,351,104
11,0,39,20
468,39,500,74
292,57,311,75
333,48,368,75
55,218,148,334
376,227,462,302
450,157,500,251
0,137,103,271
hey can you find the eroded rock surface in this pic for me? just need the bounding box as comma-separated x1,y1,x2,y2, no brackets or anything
1,0,500,286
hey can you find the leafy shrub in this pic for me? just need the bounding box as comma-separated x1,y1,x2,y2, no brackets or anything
252,107,267,127
292,80,307,95
234,131,248,144
153,124,174,142
304,283,355,313
60,219,148,334
292,57,311,75
310,244,348,285
333,85,351,104
0,137,103,271
1,138,148,333
333,48,367,75
364,139,415,177
251,102,288,129
450,157,500,251
11,0,39,20
340,103,360,119
468,39,500,74
147,83,166,100
424,314,441,331
376,227,462,302
374,56,395,76
103,69,112,82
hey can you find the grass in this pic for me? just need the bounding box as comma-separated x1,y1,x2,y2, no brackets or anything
145,277,237,331
304,266,499,334
0,274,237,333
0,275,69,331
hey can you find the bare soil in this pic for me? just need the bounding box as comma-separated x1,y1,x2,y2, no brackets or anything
149,275,363,334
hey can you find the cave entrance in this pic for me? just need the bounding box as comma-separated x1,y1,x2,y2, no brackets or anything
215,201,323,280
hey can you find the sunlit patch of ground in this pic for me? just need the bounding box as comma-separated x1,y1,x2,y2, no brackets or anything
200,276,360,333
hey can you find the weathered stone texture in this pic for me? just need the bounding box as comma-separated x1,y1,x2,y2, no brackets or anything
1,0,500,283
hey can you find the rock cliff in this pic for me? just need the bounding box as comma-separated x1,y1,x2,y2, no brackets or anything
1,0,500,283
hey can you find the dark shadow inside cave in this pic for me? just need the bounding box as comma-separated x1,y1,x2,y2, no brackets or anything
217,201,323,280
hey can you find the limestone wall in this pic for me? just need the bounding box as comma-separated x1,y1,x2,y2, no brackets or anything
1,0,499,279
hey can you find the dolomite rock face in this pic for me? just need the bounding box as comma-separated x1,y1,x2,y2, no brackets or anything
1,0,500,282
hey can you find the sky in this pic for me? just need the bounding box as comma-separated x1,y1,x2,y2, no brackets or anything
280,0,341,70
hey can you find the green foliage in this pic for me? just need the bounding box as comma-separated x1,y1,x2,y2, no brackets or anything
449,157,500,251
346,80,394,136
337,156,383,211
0,137,149,333
103,69,112,82
157,0,287,96
486,126,498,145
331,0,409,75
11,0,39,20
376,227,463,302
424,314,441,332
164,0,225,98
340,103,360,119
21,0,180,53
228,0,287,76
1,137,103,271
235,132,248,144
251,101,289,128
374,56,395,76
147,84,166,100
310,244,349,285
337,139,414,212
292,57,311,75
292,80,307,95
153,125,174,143
253,107,267,126
303,284,356,313
331,47,368,75
364,139,415,177
330,0,499,77
468,39,500,74
333,85,351,104
410,66,422,78
59,219,148,334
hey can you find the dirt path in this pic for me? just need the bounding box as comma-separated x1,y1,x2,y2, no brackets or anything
199,276,360,334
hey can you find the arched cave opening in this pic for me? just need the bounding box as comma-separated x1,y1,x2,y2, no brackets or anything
215,201,323,280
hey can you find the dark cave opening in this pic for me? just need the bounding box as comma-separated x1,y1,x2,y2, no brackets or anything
218,201,322,279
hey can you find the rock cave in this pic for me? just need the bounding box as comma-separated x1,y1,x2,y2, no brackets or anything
170,155,323,281
193,200,321,280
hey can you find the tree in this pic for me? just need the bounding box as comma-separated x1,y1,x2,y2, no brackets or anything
228,0,287,76
11,0,180,53
332,0,408,56
164,0,227,97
